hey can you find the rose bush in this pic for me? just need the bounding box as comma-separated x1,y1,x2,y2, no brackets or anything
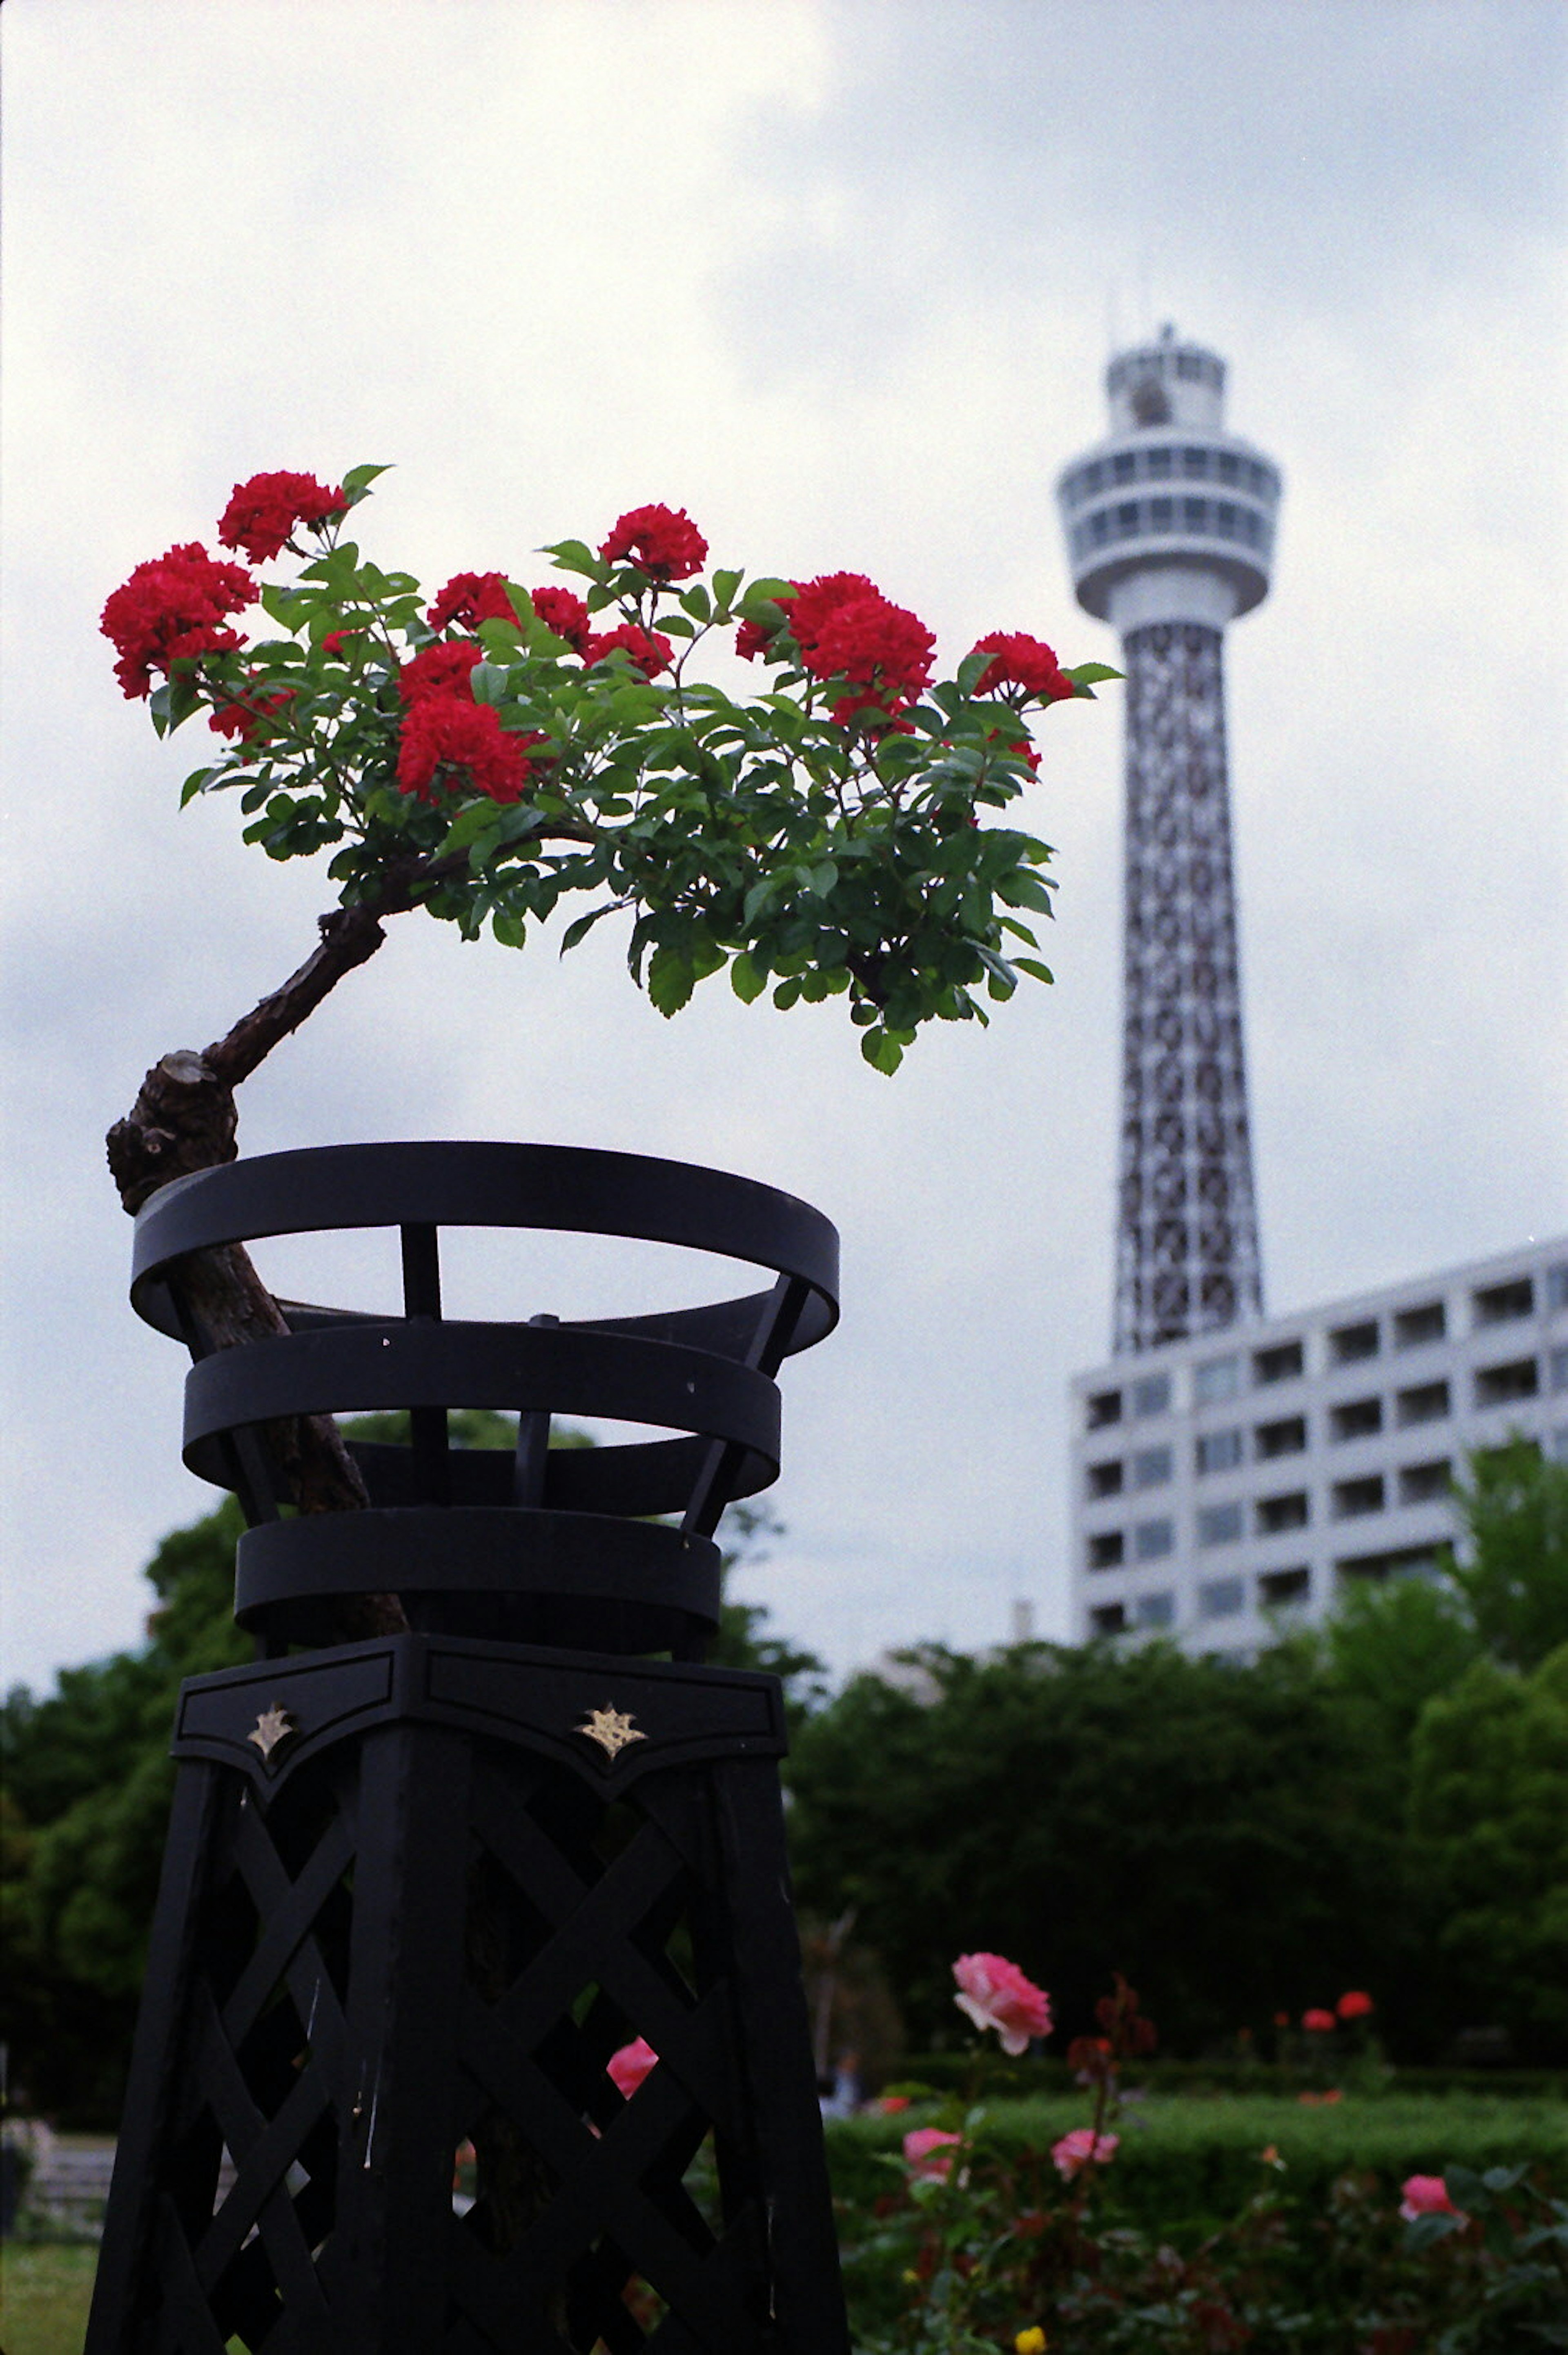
102,467,1114,1079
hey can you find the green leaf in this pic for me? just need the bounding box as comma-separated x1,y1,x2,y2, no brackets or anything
711,568,743,613
806,860,838,898
470,662,509,706
647,945,696,1018
679,584,712,624
542,538,605,582
955,650,992,698
739,579,795,614
559,901,621,954
1065,661,1123,688
861,1030,904,1075
1014,957,1054,984
490,909,527,950
180,766,214,805
340,462,392,503
731,951,768,1004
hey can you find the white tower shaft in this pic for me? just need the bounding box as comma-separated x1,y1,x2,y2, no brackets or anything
1057,330,1281,1353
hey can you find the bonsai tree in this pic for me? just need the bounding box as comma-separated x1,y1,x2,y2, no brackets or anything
101,468,1111,1590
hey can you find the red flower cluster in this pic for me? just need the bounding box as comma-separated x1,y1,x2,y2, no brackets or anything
1301,2008,1338,2033
217,471,346,565
101,542,256,699
1336,1990,1375,2021
971,630,1076,704
786,571,935,727
599,504,708,582
584,622,673,679
426,572,519,632
396,697,533,805
530,585,593,653
398,642,483,702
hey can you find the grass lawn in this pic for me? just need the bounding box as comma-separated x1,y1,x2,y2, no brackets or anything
0,2244,98,2355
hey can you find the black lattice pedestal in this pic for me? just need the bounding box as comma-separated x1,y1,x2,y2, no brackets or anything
87,1143,850,2355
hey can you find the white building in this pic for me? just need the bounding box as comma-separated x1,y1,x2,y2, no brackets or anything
1068,1237,1568,1657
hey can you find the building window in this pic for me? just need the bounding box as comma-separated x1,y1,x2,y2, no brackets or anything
1396,1379,1450,1426
1087,1459,1124,1498
1198,1576,1245,1619
1256,1491,1310,1535
1149,497,1174,530
1089,1602,1126,1637
1398,1459,1452,1505
1194,1354,1240,1404
1134,1591,1175,1629
1258,1566,1310,1609
1329,1396,1383,1442
1146,446,1172,478
1547,1263,1568,1312
1088,1531,1125,1571
1216,450,1241,484
1198,1502,1245,1546
1087,1389,1123,1429
1475,1357,1539,1407
1550,1343,1568,1395
1112,451,1136,483
1254,1415,1307,1459
1197,1427,1245,1474
1333,1475,1386,1519
1114,501,1140,536
1182,446,1209,477
1336,1546,1439,1586
1394,1301,1446,1348
1133,1518,1174,1561
1183,496,1209,530
1254,1339,1304,1385
1131,1372,1171,1419
1330,1319,1380,1364
1474,1277,1534,1326
1131,1444,1173,1489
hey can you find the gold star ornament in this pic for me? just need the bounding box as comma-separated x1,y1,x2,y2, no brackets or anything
247,1704,298,1765
575,1704,646,1762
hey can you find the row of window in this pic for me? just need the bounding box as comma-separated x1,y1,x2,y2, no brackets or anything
1089,1563,1311,1638
1086,1458,1456,1569
1061,443,1277,507
1085,1352,1566,1493
1069,497,1272,560
1107,349,1224,396
1084,1274,1568,1430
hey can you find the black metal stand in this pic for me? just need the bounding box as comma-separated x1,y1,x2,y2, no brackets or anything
87,1143,849,2354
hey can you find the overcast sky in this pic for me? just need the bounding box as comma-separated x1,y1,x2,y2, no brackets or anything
3,0,1565,1697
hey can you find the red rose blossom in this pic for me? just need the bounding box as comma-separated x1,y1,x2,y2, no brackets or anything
217,471,347,564
599,503,708,581
321,628,367,659
396,695,532,804
398,641,483,702
425,572,519,632
208,680,294,743
782,571,880,661
1336,1990,1374,2021
530,585,593,653
971,630,1075,703
1301,2008,1338,2033
734,616,780,662
583,622,673,680
101,541,256,699
800,589,935,726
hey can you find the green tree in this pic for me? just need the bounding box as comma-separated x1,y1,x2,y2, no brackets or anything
1316,1573,1483,1751
1446,1438,1568,1672
1408,1643,1568,2056
785,1641,1404,2058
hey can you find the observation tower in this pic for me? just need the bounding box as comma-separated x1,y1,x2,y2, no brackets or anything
1058,328,1283,1352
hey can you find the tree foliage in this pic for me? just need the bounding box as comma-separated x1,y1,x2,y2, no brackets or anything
1446,1437,1568,1672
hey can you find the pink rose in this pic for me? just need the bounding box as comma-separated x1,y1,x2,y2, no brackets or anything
606,2036,657,2099
952,1952,1052,2055
903,2126,963,2181
1051,2127,1119,2179
1400,2174,1465,2224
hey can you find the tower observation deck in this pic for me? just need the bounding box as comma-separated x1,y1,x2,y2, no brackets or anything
1058,328,1282,1353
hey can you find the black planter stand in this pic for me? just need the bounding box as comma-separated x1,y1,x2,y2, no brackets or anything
86,1143,850,2354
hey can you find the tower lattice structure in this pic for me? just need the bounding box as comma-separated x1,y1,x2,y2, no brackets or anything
1058,328,1282,1353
